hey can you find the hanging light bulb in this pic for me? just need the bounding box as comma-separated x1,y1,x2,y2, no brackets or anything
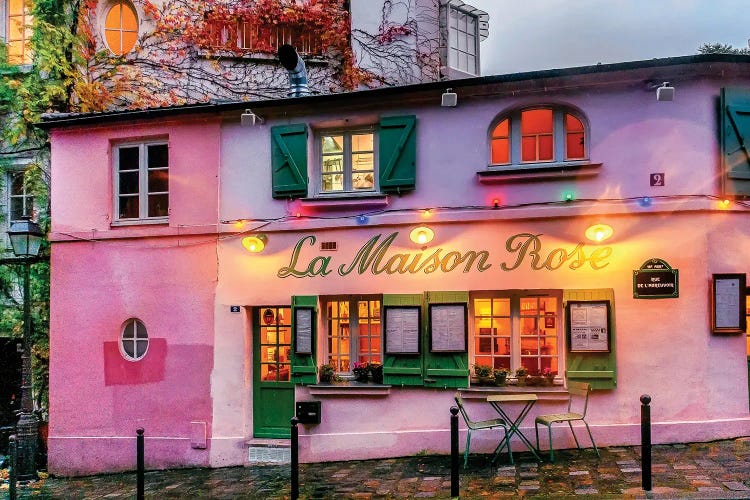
584,224,613,243
242,234,268,253
409,226,434,245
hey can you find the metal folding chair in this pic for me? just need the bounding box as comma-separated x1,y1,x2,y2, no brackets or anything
534,381,600,462
454,394,513,467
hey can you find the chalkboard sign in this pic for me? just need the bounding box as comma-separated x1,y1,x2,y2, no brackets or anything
711,273,746,334
633,258,679,299
384,306,421,355
294,307,315,354
429,303,468,353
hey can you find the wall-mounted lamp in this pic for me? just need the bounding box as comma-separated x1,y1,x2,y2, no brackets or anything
242,234,268,253
656,82,674,102
585,223,614,243
409,226,434,246
441,88,457,107
241,109,264,126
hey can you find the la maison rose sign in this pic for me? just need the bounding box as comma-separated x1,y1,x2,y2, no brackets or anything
277,232,612,279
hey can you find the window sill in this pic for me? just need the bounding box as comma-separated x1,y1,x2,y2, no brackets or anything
477,162,602,183
196,49,329,66
110,218,169,227
460,385,570,402
300,194,389,210
307,382,392,396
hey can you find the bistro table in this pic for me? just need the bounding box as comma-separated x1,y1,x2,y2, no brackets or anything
487,394,542,462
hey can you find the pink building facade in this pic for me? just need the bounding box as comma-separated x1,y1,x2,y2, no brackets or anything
45,55,750,475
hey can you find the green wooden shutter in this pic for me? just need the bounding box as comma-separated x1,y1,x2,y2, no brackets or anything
378,115,417,194
422,291,470,389
291,295,318,384
271,124,308,199
564,289,616,390
721,88,750,197
382,294,424,386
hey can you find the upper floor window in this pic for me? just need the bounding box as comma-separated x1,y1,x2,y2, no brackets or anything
7,0,32,64
120,318,149,361
104,0,138,56
203,18,323,56
114,141,169,222
324,296,382,374
319,130,376,194
8,170,34,222
490,107,588,166
447,4,481,76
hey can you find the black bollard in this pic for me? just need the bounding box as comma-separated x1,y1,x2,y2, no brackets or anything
9,434,17,500
450,406,459,498
291,417,299,500
640,395,652,491
137,428,144,500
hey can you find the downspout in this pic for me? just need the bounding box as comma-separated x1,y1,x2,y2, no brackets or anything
278,44,309,97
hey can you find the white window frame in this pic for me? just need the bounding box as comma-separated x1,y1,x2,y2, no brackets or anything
6,168,34,222
470,290,563,380
120,318,149,361
112,140,169,224
447,4,480,76
315,128,378,197
322,295,382,375
489,106,589,168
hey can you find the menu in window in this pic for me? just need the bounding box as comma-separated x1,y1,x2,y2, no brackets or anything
384,307,420,354
712,274,746,333
567,301,610,352
294,308,313,355
430,304,467,353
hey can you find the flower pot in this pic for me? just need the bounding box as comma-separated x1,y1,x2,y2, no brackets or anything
493,373,507,386
516,376,527,386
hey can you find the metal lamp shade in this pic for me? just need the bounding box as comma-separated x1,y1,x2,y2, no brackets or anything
8,218,44,257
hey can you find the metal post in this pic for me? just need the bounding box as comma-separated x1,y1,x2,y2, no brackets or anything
136,428,144,500
291,417,299,500
640,394,652,491
450,406,459,498
16,261,38,481
9,434,17,500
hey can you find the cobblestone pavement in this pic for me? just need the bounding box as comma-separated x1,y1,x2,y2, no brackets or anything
3,438,750,499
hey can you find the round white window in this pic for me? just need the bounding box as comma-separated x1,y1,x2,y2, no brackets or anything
121,318,149,360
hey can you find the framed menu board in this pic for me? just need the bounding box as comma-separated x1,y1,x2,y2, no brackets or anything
711,273,747,334
294,307,315,355
384,306,421,355
566,301,611,353
429,303,468,353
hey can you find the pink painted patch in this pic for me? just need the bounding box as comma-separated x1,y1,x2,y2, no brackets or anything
103,339,167,385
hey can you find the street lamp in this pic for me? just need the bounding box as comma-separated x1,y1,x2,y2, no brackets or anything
8,216,44,481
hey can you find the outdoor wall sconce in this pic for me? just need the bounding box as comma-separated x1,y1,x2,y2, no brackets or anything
656,82,674,101
441,88,457,107
241,109,264,126
242,234,267,253
585,224,614,243
409,226,434,246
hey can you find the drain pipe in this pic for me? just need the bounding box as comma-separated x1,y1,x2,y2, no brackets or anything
278,44,309,97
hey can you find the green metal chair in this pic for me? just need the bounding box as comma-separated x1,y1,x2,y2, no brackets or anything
534,381,600,462
454,394,513,468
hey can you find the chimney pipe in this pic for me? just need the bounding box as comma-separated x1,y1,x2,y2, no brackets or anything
278,44,309,97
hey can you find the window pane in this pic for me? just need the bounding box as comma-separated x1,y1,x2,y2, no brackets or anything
493,357,510,370
566,132,585,160
105,30,123,55
521,136,536,162
148,169,168,192
494,336,510,355
135,340,148,357
565,114,583,131
322,155,343,173
539,135,553,161
277,364,291,381
322,135,343,154
121,3,138,30
352,172,374,190
123,341,135,357
135,320,148,338
119,196,139,219
351,133,373,152
119,147,139,170
521,109,553,134
148,144,168,169
123,321,135,338
119,171,139,194
121,32,137,53
10,198,24,221
11,173,24,194
148,193,168,217
491,138,509,164
492,119,509,138
352,153,373,171
105,4,122,26
322,173,343,192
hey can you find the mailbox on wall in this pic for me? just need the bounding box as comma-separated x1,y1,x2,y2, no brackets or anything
296,401,321,424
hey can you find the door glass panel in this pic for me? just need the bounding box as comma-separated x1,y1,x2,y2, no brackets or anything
259,306,291,382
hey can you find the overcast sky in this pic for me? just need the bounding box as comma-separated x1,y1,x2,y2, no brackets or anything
469,0,749,76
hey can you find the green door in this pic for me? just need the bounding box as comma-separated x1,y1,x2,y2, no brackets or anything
253,306,295,438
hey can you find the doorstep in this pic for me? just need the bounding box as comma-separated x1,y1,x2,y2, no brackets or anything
246,438,291,465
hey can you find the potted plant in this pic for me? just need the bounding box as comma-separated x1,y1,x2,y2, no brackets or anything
319,363,341,384
493,368,509,386
542,368,556,386
515,366,529,386
352,362,371,382
473,364,494,386
370,362,384,384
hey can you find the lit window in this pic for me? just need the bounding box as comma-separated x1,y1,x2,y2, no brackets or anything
324,296,381,374
319,131,376,194
7,0,33,64
472,293,561,380
447,4,479,75
104,1,138,56
114,141,169,221
259,307,292,382
121,318,148,361
8,171,34,221
489,107,588,166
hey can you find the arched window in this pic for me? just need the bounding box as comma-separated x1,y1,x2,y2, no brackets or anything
120,318,149,361
490,106,588,166
104,1,138,56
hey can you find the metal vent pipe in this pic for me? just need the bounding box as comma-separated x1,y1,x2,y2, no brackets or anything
278,44,309,97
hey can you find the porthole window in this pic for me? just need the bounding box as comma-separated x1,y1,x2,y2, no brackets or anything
121,318,149,361
104,1,138,56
